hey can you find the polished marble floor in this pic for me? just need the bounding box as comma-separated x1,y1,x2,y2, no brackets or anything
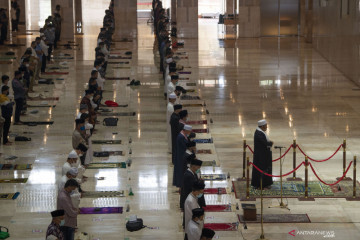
0,16,360,239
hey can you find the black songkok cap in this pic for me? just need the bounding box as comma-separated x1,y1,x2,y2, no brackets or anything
192,180,205,190
192,208,204,218
179,110,188,119
171,75,179,80
202,228,215,238
51,209,65,217
191,158,203,166
174,104,182,110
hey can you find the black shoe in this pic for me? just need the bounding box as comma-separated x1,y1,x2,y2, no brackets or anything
134,80,140,86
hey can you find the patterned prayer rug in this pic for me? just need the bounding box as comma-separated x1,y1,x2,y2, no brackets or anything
107,62,130,64
93,151,123,157
178,71,191,74
22,121,54,126
87,162,126,169
79,207,123,214
238,214,311,223
181,95,201,100
28,97,59,101
0,164,32,170
204,223,238,231
203,205,232,212
0,192,20,200
109,56,132,59
42,72,69,75
82,191,125,198
27,105,56,108
100,112,136,116
204,188,227,194
187,120,207,125
105,77,130,80
192,129,209,133
201,174,227,181
0,178,28,183
186,83,196,86
92,140,122,144
182,104,204,107
201,160,219,167
231,181,355,199
196,149,212,154
193,138,213,144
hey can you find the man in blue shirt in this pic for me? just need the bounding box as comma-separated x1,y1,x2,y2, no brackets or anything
35,37,45,73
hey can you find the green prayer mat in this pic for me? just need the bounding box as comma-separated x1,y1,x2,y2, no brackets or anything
201,160,219,167
100,112,136,117
0,164,32,170
82,191,125,198
87,162,126,169
92,140,122,144
0,56,16,60
0,192,20,200
238,214,310,223
0,178,28,183
201,174,227,181
232,181,360,199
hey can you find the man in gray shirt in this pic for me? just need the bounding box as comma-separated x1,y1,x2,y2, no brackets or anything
11,70,26,125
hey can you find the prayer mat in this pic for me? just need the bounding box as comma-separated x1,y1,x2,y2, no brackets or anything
238,214,310,223
105,77,130,80
201,160,219,167
93,151,123,157
87,162,126,169
203,223,238,231
109,56,132,59
0,192,20,200
23,121,54,126
193,138,213,144
232,181,336,199
111,67,131,69
179,78,190,80
178,71,192,74
0,61,12,64
42,72,69,75
27,105,56,108
0,164,32,170
52,57,74,59
5,43,25,47
0,56,16,60
92,140,122,144
204,188,227,195
100,112,135,117
107,62,130,64
203,205,232,212
182,104,204,108
100,104,128,108
79,207,123,214
196,149,212,154
192,129,209,133
28,97,59,101
201,174,227,181
181,95,201,100
0,178,28,183
187,120,207,125
82,191,125,198
186,83,196,86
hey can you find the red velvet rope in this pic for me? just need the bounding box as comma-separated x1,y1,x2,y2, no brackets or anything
272,145,293,162
309,161,353,186
249,161,305,178
246,145,254,154
297,144,343,162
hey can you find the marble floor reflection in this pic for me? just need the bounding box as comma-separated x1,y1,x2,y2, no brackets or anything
0,17,360,239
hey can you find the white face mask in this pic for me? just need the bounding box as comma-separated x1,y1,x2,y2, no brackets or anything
71,163,77,167
85,123,93,130
25,64,29,67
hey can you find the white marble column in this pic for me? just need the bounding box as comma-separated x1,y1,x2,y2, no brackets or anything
171,0,177,23
74,0,83,34
52,0,75,40
237,0,260,37
113,0,137,40
176,0,198,38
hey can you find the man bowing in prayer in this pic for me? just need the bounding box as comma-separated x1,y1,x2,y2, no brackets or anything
173,124,192,188
251,119,274,189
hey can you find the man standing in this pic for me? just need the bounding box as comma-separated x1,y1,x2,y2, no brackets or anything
0,86,14,145
170,104,182,164
58,168,81,209
184,181,205,233
12,70,27,125
251,119,274,189
57,179,79,240
46,209,65,240
167,75,178,95
173,125,192,188
167,93,176,153
186,208,205,240
72,119,87,165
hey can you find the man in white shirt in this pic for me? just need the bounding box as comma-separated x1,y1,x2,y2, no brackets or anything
58,168,81,209
93,60,105,90
62,150,86,180
186,208,205,240
167,75,178,95
76,104,88,119
167,93,177,153
184,181,205,231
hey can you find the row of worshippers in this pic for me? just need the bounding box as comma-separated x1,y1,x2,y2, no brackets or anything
45,4,115,239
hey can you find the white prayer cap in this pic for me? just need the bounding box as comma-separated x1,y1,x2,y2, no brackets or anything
184,125,192,131
169,93,177,99
166,58,173,64
68,150,78,159
258,119,267,127
67,167,78,176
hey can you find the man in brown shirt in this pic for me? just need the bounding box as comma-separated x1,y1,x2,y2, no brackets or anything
57,179,79,240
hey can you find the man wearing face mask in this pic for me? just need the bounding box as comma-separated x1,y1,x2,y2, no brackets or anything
186,208,205,240
58,168,81,209
184,181,205,235
167,93,177,153
178,110,188,131
0,86,14,145
170,104,182,164
57,179,79,240
72,119,87,165
93,60,105,90
80,89,96,116
80,113,93,166
173,125,192,188
180,156,201,209
251,119,274,189
76,104,88,119
12,70,27,125
46,209,65,240
167,75,178,96
164,69,176,99
62,151,80,176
